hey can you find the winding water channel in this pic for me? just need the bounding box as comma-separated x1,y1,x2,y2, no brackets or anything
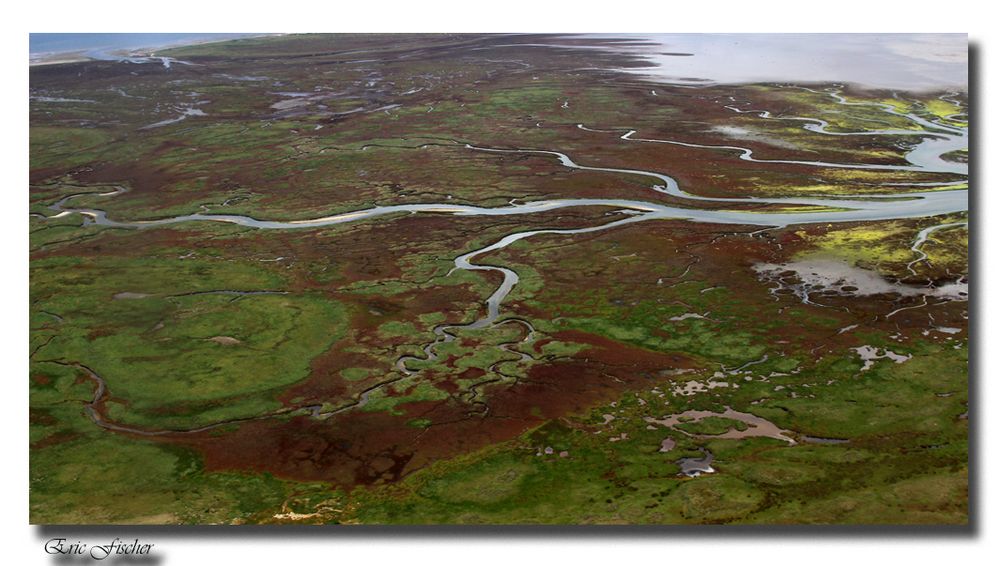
36,85,968,435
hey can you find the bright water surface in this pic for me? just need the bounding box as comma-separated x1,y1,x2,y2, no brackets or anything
584,33,967,91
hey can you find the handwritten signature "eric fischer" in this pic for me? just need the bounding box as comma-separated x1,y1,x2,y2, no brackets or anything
45,537,155,560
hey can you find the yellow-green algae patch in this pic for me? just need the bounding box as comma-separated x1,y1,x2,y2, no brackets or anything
793,222,915,266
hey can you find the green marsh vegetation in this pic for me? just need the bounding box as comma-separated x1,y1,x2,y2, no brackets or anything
29,33,968,524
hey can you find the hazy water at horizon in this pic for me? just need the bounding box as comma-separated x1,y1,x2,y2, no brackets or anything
30,33,969,92
29,33,255,57
586,33,968,91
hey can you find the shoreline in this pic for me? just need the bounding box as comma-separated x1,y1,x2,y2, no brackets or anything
29,33,276,67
